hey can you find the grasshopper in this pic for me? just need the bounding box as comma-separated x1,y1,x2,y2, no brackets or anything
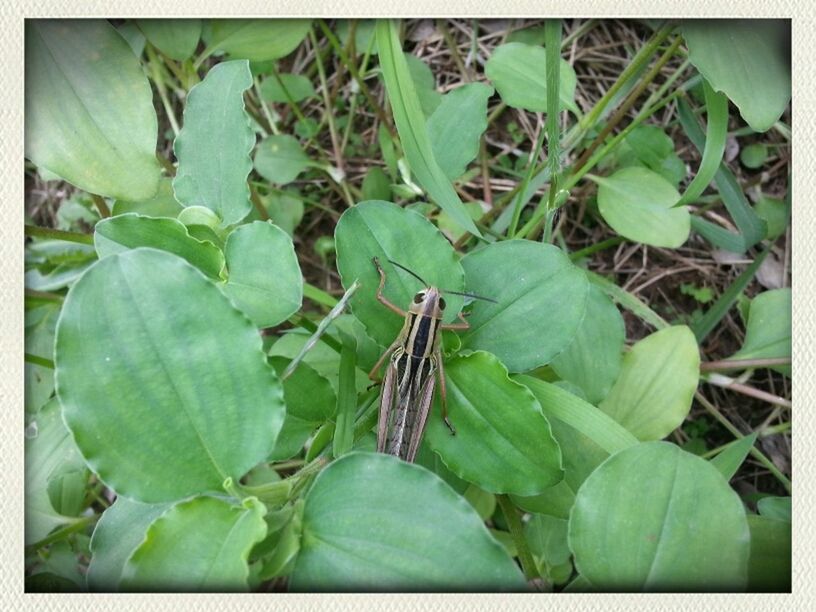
368,257,494,463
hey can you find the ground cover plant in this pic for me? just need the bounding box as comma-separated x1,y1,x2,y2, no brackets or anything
24,18,791,592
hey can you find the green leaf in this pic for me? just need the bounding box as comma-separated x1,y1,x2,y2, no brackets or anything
754,195,789,240
375,20,480,237
136,19,201,61
424,351,564,496
757,496,791,522
569,441,750,591
112,178,183,218
525,514,571,567
209,19,312,62
259,73,316,103
460,240,590,373
427,82,494,180
746,515,791,592
25,20,161,200
117,21,146,57
254,135,313,185
599,326,699,441
334,200,465,346
336,19,377,55
361,167,392,201
676,80,729,207
173,60,255,226
25,399,87,545
516,376,638,455
679,97,767,252
741,143,769,169
730,288,790,376
550,285,624,404
25,304,60,414
484,42,578,114
55,249,285,502
710,432,758,480
404,54,442,117
617,125,685,187
291,452,527,591
262,189,305,236
87,497,172,591
94,213,225,279
682,20,790,132
592,167,690,248
222,221,303,328
269,358,336,460
121,496,267,592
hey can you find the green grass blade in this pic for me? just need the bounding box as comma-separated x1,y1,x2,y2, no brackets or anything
691,249,768,342
375,20,481,237
332,333,357,458
586,270,669,330
678,95,766,251
676,80,728,207
709,432,758,481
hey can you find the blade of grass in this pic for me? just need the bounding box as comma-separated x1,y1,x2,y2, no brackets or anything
375,19,481,237
586,270,670,330
542,19,562,243
332,332,357,458
678,96,767,251
674,80,728,207
691,249,768,342
709,431,758,480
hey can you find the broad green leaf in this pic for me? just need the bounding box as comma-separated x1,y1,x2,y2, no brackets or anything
254,135,313,185
405,53,442,117
460,240,589,372
291,452,527,591
375,20,480,237
262,189,305,236
569,441,750,591
551,285,625,404
334,200,465,346
269,357,336,460
682,20,790,132
754,195,789,240
260,73,316,103
209,19,312,62
507,25,547,46
25,20,161,200
746,515,791,592
87,497,172,591
25,399,87,545
117,21,146,57
525,514,571,569
361,167,392,201
173,60,255,226
484,42,579,114
593,167,690,248
731,288,790,376
617,124,686,187
25,304,60,414
94,213,225,279
757,496,791,523
136,19,201,61
425,351,564,496
710,432,758,480
511,480,575,519
121,496,267,592
741,143,769,169
676,80,729,207
599,326,699,441
337,19,377,55
112,178,183,218
428,82,494,180
222,221,303,328
55,249,285,502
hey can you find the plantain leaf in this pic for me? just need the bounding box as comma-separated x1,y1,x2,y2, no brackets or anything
730,288,790,376
25,20,161,200
173,60,255,226
375,20,480,237
209,19,312,62
136,19,201,61
55,248,285,503
121,496,267,592
291,452,527,591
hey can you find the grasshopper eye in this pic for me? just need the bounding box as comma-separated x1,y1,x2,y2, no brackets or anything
413,292,425,304
438,297,447,310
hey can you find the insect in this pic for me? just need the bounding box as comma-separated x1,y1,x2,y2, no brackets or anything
369,257,495,463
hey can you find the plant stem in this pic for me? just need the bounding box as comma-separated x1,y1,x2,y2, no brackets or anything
25,353,54,368
568,236,625,261
90,194,111,218
496,495,538,581
24,224,94,245
27,514,98,551
700,357,791,372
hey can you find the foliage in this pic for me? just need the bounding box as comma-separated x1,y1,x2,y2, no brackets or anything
24,18,791,594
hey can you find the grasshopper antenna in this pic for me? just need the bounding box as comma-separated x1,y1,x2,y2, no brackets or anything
441,289,498,304
386,259,429,287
